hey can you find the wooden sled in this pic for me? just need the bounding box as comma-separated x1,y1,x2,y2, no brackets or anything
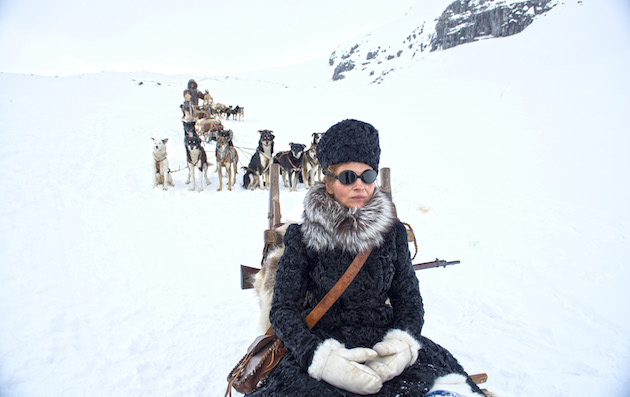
239,164,490,392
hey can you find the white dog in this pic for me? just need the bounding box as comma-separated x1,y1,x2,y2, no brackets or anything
152,138,174,190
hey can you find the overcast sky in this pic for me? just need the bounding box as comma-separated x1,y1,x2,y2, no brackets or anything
0,0,417,77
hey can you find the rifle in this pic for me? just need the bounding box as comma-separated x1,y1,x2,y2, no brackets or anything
242,259,460,290
413,259,460,271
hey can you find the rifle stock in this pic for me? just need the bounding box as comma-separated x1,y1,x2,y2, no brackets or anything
241,265,260,290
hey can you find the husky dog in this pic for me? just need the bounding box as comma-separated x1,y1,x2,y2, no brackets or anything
182,95,195,122
183,120,197,185
215,129,238,191
274,142,306,192
202,90,213,109
185,135,210,192
152,138,174,190
242,167,261,190
257,130,275,188
183,121,197,138
311,131,323,146
302,133,323,189
243,130,275,190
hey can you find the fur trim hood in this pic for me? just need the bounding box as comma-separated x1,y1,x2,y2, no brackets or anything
301,182,396,254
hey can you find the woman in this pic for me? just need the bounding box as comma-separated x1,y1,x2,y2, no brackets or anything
248,120,484,396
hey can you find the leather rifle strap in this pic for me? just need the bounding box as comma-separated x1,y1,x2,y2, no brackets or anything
263,247,373,336
304,247,373,329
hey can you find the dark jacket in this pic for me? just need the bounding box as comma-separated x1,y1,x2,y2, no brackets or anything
183,79,203,108
248,183,481,396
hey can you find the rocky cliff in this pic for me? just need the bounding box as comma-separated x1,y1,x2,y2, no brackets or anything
329,0,559,83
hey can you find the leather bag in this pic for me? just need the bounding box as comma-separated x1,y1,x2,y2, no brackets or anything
225,247,373,396
225,331,287,395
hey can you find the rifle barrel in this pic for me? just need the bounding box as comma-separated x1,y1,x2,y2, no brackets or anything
412,259,460,271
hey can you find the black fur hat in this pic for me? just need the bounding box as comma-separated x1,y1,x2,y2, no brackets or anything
317,119,381,171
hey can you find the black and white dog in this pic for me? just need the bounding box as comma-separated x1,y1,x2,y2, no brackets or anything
185,135,210,191
302,132,323,189
152,138,174,190
183,120,199,186
242,165,261,190
183,121,197,138
243,130,275,190
274,142,306,192
311,132,323,146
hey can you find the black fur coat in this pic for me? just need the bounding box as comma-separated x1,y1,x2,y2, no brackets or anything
247,183,481,396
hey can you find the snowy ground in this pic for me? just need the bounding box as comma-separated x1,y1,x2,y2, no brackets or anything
1,1,629,396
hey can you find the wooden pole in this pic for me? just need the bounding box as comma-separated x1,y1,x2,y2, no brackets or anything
379,167,397,218
268,163,281,229
380,167,392,201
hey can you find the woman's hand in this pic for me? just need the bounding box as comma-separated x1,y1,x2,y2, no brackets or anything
308,339,383,395
366,329,421,382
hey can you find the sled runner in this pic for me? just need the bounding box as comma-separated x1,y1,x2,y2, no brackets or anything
239,164,491,393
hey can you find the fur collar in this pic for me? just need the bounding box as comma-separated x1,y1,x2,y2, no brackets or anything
301,182,396,254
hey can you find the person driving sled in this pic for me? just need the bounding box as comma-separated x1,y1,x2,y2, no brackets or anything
181,79,203,119
247,119,484,397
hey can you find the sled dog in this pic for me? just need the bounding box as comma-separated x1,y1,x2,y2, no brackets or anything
274,142,305,192
242,167,261,190
243,130,275,190
185,135,210,192
215,129,238,191
152,138,174,190
302,133,322,189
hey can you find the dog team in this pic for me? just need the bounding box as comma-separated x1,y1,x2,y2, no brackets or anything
153,124,322,192
152,79,322,192
180,79,244,124
243,131,323,192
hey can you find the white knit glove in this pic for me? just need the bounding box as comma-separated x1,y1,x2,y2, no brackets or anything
308,338,383,395
366,329,421,382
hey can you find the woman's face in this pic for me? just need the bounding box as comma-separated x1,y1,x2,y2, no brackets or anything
325,162,376,209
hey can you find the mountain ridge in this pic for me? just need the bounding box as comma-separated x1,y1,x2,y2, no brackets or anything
329,0,561,83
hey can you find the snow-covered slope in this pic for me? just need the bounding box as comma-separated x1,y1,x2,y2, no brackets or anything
329,0,559,83
1,1,629,396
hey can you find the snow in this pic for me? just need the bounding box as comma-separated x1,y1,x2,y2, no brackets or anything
1,1,629,396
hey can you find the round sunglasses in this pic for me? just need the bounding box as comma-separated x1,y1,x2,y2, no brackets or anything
326,169,378,185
